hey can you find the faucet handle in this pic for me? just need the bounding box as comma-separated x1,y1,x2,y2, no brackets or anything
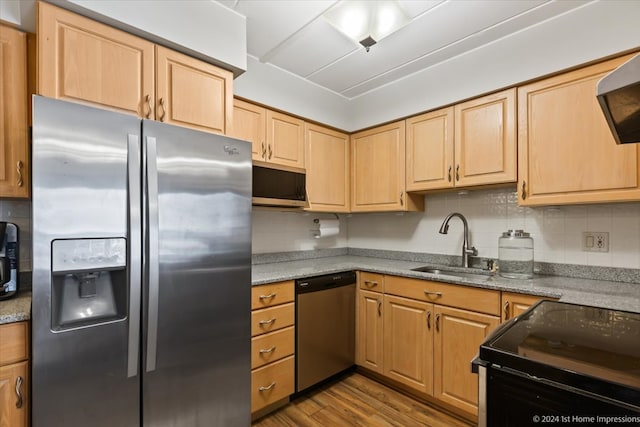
465,246,478,256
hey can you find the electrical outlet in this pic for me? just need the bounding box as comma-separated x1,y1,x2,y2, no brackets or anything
582,232,609,252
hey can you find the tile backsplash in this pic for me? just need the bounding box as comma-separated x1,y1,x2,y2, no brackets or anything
346,188,640,269
0,199,32,272
5,189,640,271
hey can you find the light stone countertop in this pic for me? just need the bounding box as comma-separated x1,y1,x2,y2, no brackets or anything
252,255,640,314
0,291,31,325
3,255,639,325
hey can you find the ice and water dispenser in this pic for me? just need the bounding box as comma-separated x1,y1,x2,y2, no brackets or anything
51,238,128,331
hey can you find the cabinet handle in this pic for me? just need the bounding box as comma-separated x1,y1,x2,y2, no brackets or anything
455,164,460,181
400,192,404,206
268,144,273,159
363,280,378,288
424,290,443,298
259,382,276,392
259,318,275,325
521,181,527,200
259,346,276,354
426,310,432,330
435,313,441,332
259,293,276,300
15,376,23,408
144,94,152,118
447,165,452,182
158,98,166,122
261,142,266,159
504,301,510,320
377,300,382,317
16,161,24,187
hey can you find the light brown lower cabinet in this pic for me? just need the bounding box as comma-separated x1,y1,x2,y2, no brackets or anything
501,292,557,322
0,321,29,427
250,282,295,416
356,274,501,420
433,305,499,415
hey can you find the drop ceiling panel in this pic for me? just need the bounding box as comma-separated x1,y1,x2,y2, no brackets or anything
268,18,359,79
342,0,587,98
397,0,443,18
308,0,547,94
230,0,336,58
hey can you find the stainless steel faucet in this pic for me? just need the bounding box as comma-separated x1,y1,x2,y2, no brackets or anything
439,212,478,268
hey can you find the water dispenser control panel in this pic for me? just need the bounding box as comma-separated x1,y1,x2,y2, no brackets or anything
52,238,126,273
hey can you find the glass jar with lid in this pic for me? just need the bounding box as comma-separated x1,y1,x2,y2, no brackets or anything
498,230,534,279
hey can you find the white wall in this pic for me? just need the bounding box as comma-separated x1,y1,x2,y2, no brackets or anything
251,187,640,269
346,188,640,269
252,210,347,254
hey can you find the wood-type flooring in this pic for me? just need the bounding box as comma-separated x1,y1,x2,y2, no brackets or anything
252,372,474,427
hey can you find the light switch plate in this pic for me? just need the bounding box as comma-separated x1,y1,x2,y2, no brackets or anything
582,232,609,252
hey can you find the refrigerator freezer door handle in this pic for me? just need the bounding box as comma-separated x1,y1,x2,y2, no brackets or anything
145,136,160,373
127,134,142,378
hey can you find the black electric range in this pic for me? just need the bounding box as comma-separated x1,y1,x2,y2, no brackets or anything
473,300,640,426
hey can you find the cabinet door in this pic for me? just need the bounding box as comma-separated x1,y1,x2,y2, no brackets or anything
156,46,233,135
266,110,305,169
434,305,499,416
305,123,350,212
454,88,517,187
356,289,384,374
406,107,455,191
383,295,433,395
0,361,28,427
38,1,154,118
0,25,29,198
352,121,423,212
501,292,552,322
518,54,640,205
230,99,266,161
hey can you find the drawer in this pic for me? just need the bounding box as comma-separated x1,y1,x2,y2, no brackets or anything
251,281,294,310
251,302,294,337
359,272,383,293
251,355,294,413
384,275,500,316
251,326,294,369
0,321,29,366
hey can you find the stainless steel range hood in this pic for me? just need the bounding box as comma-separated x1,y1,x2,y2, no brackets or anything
596,53,640,144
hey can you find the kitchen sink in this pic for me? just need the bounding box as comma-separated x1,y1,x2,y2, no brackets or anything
411,266,492,281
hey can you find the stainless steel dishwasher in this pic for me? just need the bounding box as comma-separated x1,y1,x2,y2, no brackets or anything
295,271,356,393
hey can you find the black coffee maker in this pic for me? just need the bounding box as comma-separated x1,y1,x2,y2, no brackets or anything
0,222,19,300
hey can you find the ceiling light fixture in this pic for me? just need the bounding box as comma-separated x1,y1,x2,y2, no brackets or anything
323,0,410,52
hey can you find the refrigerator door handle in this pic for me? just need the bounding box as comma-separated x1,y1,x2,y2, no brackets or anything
145,136,160,373
127,134,142,378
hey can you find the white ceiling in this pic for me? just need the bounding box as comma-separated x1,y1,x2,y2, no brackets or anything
215,0,591,100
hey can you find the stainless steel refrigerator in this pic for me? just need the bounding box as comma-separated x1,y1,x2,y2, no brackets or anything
31,96,252,427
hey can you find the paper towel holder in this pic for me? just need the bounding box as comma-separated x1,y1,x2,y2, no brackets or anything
313,213,339,223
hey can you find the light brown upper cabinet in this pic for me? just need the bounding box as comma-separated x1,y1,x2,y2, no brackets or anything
0,25,30,198
406,89,516,192
230,99,266,161
305,123,349,212
38,1,154,117
454,88,517,187
351,121,423,212
38,2,233,134
518,54,640,206
406,107,455,191
155,47,232,134
267,110,305,169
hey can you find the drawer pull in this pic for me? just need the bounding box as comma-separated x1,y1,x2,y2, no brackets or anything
424,290,443,297
504,301,510,320
259,382,276,392
259,346,276,354
144,94,152,118
426,310,432,330
435,313,441,332
16,161,24,187
259,318,275,325
377,300,382,316
364,280,378,287
259,293,276,300
15,376,23,408
158,97,166,122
